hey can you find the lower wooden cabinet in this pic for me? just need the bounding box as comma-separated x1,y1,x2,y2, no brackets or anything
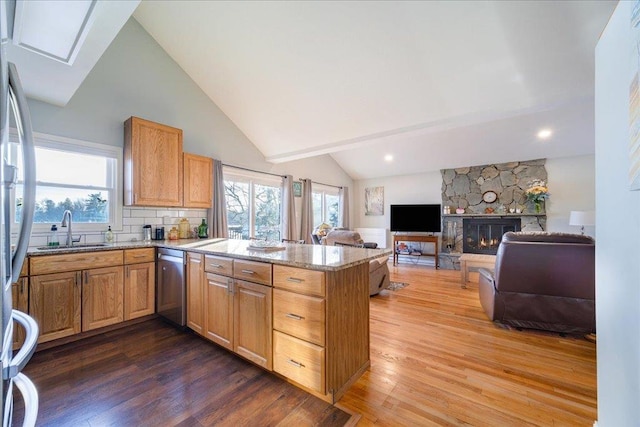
186,252,205,335
234,280,272,370
272,263,371,404
204,272,233,350
192,254,273,370
273,330,325,393
12,277,29,350
82,266,124,331
124,262,155,320
30,271,81,343
28,249,138,343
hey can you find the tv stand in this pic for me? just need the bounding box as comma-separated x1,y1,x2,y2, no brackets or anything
393,234,439,268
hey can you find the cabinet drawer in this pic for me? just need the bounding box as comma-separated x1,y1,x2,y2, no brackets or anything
273,289,325,346
205,255,233,276
124,248,155,264
30,250,124,275
234,259,272,285
274,331,325,394
273,265,325,297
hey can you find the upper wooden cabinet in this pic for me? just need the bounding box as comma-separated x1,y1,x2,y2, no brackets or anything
183,153,213,208
124,116,184,207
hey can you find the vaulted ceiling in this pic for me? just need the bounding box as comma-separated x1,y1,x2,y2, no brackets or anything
132,1,616,179
14,1,617,180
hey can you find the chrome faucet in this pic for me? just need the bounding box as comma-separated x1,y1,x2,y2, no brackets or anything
61,210,73,246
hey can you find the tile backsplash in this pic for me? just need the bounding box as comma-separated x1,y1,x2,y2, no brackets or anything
26,207,209,248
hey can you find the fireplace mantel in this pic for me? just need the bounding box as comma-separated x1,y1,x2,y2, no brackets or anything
442,213,545,218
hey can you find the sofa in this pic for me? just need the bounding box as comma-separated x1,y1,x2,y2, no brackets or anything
478,231,595,334
321,230,391,295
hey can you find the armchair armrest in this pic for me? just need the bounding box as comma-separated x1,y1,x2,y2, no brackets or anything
478,267,497,320
478,268,495,285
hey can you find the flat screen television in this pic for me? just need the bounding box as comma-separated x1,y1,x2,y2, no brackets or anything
390,204,441,233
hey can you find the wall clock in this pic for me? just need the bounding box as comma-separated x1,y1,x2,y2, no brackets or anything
482,191,498,203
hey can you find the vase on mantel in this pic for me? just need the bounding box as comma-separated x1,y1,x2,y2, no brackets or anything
534,201,543,214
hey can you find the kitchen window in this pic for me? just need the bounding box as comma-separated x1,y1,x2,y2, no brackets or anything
12,131,122,232
313,186,339,228
224,169,282,241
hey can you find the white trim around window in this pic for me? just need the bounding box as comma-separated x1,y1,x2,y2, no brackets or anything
10,130,123,234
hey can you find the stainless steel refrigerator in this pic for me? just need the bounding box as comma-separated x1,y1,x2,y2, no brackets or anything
0,1,39,426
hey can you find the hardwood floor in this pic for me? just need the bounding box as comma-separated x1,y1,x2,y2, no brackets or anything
13,320,353,426
14,265,596,426
338,264,597,426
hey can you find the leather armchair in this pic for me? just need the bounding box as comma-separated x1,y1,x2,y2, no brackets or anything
478,231,595,334
321,229,365,246
322,230,390,295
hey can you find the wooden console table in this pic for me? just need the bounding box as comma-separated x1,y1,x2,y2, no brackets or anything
393,234,439,268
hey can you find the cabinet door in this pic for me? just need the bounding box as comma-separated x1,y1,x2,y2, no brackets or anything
204,273,233,350
186,252,205,335
234,280,272,370
12,278,29,350
82,266,124,331
183,153,213,208
124,116,183,207
124,262,155,320
30,271,81,343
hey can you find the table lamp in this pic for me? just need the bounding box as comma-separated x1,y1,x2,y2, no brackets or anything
569,210,595,235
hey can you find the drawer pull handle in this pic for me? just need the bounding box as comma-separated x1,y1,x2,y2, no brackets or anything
287,359,305,368
285,313,304,321
286,277,304,283
209,263,223,269
241,269,255,275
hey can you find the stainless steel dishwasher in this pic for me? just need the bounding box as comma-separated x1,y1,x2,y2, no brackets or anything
156,248,186,326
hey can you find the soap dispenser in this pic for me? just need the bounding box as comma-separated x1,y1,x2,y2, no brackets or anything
48,224,59,247
105,226,114,243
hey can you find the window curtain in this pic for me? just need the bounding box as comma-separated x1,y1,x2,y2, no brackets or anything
300,179,314,243
339,186,350,229
209,159,229,238
281,175,297,240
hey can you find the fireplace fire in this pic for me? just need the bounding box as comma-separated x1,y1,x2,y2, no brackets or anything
462,218,521,255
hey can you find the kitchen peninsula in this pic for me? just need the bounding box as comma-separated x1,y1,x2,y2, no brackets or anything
26,239,391,404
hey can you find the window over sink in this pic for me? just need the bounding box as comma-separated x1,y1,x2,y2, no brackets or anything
11,130,122,233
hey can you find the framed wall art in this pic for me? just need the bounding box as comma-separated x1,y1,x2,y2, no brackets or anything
293,181,302,197
364,186,384,216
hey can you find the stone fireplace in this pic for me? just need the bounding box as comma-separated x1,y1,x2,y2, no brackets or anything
438,159,548,269
462,218,521,255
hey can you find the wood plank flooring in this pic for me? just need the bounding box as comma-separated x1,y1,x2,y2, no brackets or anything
337,265,597,426
14,265,596,426
12,320,353,426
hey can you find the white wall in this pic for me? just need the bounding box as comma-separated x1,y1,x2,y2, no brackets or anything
546,155,596,237
352,156,595,246
595,2,640,425
23,18,353,238
354,170,442,248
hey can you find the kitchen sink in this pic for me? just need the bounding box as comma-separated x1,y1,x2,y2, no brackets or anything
36,243,110,251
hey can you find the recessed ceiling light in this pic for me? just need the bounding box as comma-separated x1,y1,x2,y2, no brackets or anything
537,129,553,140
384,154,393,162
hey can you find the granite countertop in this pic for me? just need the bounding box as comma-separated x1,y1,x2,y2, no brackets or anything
27,238,392,272
26,238,221,256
